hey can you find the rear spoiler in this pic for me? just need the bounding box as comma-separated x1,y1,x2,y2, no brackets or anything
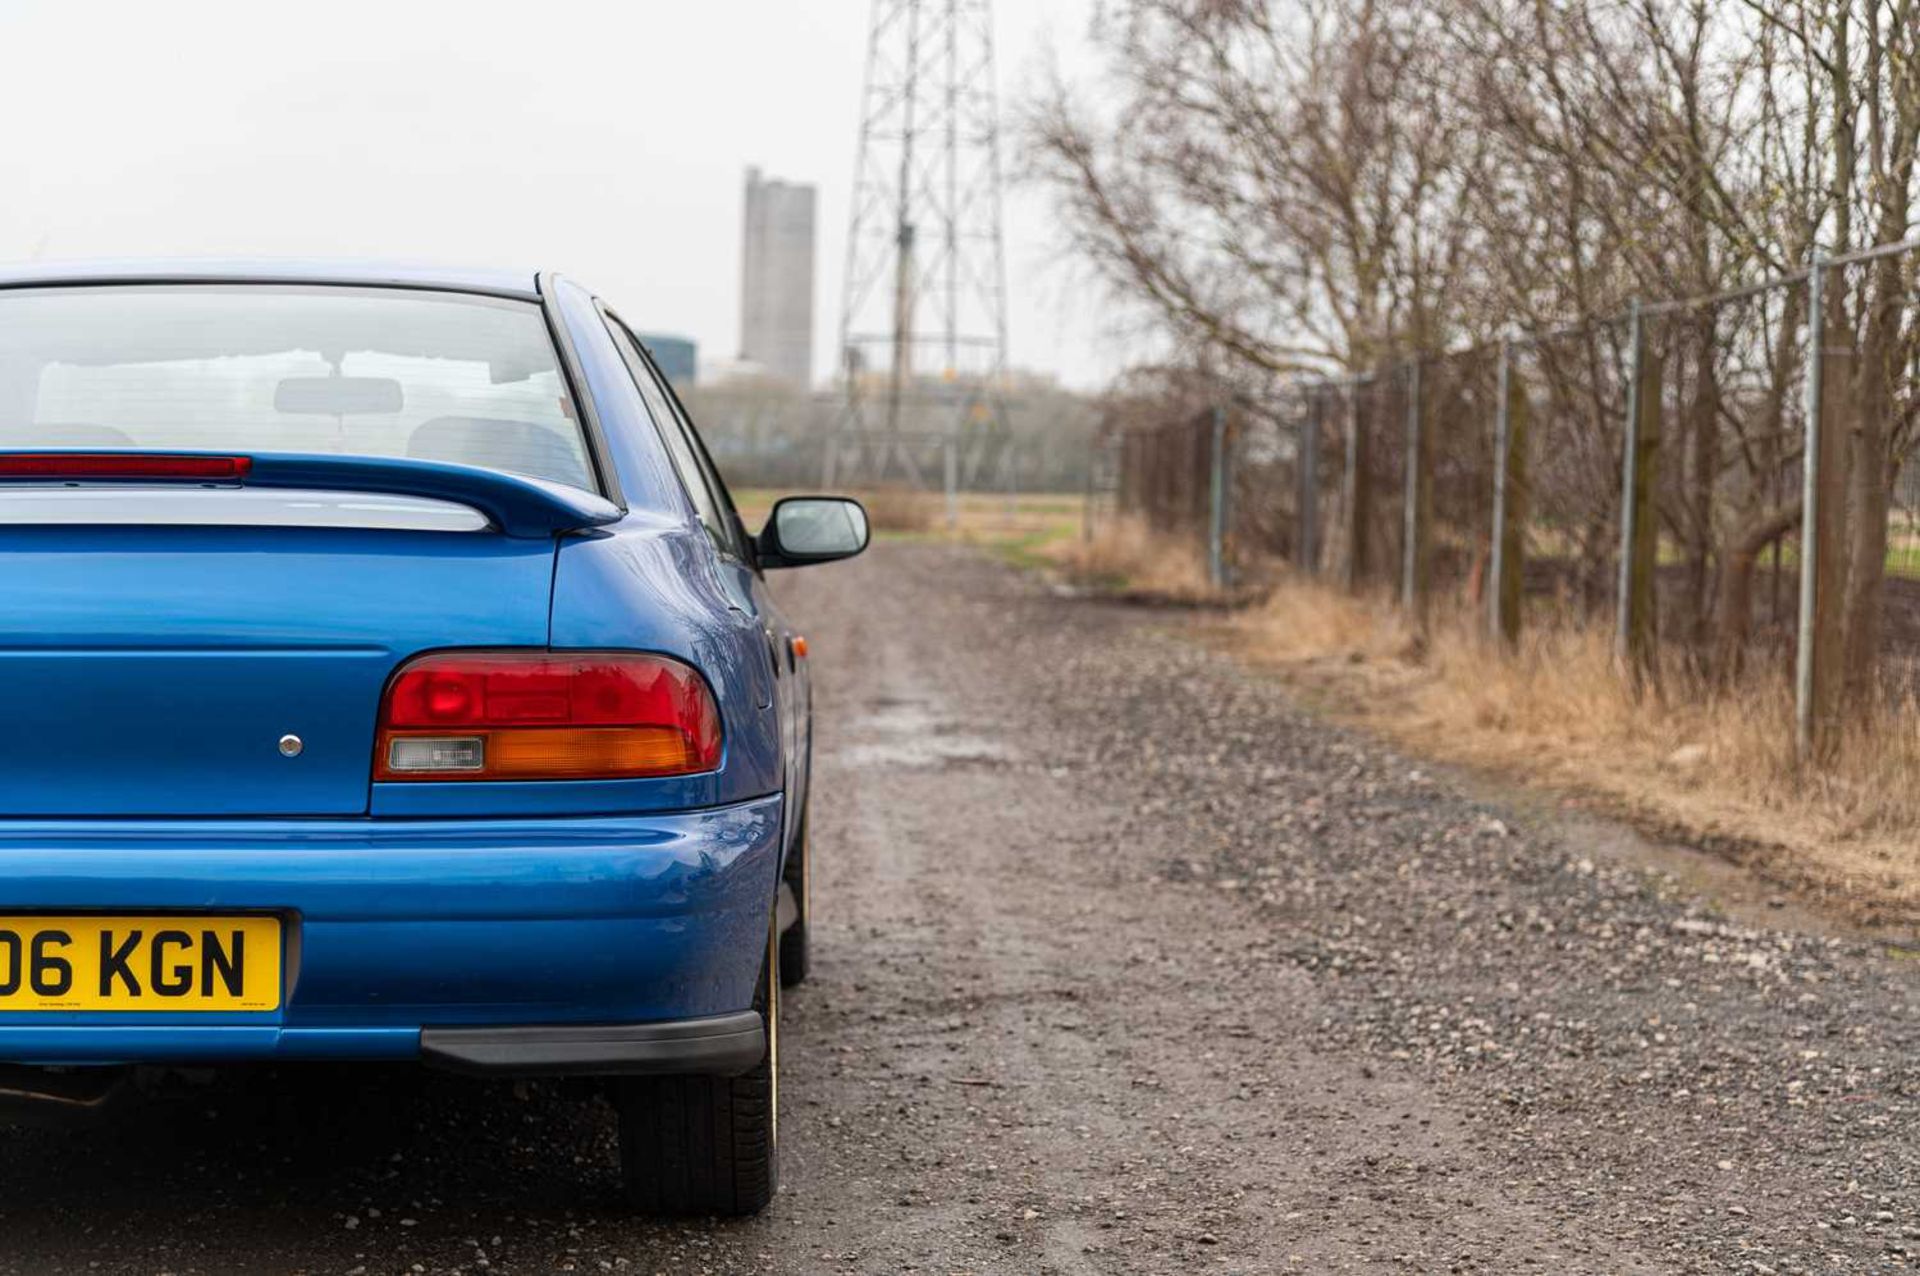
0,451,625,539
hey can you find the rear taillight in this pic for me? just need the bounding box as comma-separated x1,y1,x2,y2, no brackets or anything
0,453,252,480
374,651,723,782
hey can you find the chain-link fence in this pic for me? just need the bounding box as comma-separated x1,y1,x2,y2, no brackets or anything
1106,238,1920,760
1107,403,1300,590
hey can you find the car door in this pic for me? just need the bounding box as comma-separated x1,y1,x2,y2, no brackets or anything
600,313,806,849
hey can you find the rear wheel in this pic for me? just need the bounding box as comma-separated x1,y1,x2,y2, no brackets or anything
615,920,779,1216
778,806,811,988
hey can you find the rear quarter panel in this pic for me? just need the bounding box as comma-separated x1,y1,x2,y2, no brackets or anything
373,519,780,818
543,520,780,802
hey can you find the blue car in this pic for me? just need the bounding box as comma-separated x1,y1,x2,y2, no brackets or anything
0,261,867,1215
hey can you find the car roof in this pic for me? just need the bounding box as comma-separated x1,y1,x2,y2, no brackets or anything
0,258,541,301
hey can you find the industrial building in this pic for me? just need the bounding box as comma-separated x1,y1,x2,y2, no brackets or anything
739,167,816,387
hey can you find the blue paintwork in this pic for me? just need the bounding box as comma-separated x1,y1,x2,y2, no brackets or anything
0,797,780,1061
0,264,812,1067
242,453,626,536
0,523,554,816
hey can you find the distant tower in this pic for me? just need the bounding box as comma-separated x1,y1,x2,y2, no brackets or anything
739,167,817,387
827,0,1011,487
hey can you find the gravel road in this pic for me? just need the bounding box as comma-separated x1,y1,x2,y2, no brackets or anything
0,542,1915,1274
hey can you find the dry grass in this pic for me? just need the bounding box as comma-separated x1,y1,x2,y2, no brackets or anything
857,486,940,534
1047,515,1216,601
733,487,1087,568
1232,578,1920,925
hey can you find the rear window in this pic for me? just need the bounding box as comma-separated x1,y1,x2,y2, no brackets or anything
0,284,594,491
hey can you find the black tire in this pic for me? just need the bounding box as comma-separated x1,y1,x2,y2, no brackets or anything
778,806,811,988
615,921,779,1216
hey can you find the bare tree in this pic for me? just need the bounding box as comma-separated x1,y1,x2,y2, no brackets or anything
1035,0,1920,716
1026,0,1479,378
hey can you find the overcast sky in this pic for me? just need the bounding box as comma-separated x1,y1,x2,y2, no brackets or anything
0,1,1131,389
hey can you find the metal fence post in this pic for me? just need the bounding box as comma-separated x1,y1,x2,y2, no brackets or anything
1003,441,1018,523
1342,382,1363,590
1208,404,1228,589
1401,358,1423,613
943,435,959,530
1082,437,1099,544
1299,390,1321,573
1795,251,1826,761
1615,301,1643,663
1488,340,1513,640
1615,302,1665,686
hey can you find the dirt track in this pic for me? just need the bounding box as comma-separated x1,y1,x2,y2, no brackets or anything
0,542,1915,1274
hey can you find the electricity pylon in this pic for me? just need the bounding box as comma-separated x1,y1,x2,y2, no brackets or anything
825,0,1012,490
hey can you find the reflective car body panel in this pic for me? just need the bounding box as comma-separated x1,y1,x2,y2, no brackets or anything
0,797,780,1060
0,261,805,1068
0,523,555,816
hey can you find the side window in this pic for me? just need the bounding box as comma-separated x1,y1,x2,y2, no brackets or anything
604,317,741,558
642,345,755,557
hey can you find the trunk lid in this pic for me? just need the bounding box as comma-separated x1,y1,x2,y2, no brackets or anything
0,523,555,816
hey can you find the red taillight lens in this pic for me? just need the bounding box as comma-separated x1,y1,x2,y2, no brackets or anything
0,453,251,480
375,651,723,781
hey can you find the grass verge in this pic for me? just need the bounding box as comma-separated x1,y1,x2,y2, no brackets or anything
733,486,1087,567
1044,514,1216,600
1040,519,1920,927
1224,578,1920,929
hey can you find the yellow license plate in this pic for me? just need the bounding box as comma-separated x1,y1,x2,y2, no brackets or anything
0,916,282,1012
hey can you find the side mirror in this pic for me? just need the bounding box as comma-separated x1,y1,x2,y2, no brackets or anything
757,496,870,569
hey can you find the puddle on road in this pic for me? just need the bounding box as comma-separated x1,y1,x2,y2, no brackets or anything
830,696,1017,769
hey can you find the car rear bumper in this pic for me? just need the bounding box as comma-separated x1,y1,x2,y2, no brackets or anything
0,795,782,1070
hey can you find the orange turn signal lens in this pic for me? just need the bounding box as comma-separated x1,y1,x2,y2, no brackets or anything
485,726,704,779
